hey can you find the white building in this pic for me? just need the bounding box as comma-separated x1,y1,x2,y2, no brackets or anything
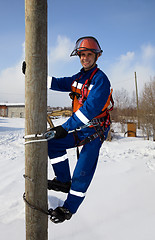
0,103,25,118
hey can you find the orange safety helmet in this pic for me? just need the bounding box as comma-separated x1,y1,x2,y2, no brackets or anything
70,36,103,56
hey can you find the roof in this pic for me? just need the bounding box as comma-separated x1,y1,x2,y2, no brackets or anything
0,103,25,107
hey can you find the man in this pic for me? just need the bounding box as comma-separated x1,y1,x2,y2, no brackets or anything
48,36,113,223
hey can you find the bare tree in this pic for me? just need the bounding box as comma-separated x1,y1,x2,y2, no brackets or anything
112,88,137,124
139,79,155,141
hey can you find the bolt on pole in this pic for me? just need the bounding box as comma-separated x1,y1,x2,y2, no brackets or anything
25,0,48,239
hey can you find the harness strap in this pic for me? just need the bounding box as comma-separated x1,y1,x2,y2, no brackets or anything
79,68,99,105
73,131,80,159
75,112,111,147
108,94,114,112
69,68,99,105
77,129,105,147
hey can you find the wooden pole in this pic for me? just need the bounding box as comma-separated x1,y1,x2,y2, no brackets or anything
25,0,48,239
134,72,140,129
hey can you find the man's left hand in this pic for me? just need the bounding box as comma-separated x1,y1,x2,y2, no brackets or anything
52,125,68,139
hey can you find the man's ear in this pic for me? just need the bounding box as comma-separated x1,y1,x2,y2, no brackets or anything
78,53,81,58
97,53,102,59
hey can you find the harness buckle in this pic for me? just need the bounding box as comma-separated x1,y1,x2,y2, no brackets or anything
69,92,81,100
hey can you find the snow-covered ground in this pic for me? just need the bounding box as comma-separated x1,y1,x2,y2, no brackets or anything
0,117,155,240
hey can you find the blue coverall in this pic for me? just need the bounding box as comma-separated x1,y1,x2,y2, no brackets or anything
48,65,111,214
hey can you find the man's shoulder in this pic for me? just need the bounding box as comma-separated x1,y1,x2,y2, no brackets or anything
95,68,110,83
97,68,107,77
71,71,82,80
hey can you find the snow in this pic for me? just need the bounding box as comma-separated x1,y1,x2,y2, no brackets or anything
0,117,155,240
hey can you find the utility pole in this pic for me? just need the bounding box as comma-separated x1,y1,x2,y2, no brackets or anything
134,72,140,129
25,1,48,240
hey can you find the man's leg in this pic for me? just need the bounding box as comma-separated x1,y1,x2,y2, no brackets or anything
63,137,102,213
48,132,76,183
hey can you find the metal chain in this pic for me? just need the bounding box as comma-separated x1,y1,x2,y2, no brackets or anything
23,192,50,215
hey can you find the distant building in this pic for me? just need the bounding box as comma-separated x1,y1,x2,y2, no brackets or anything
0,103,25,118
0,104,70,118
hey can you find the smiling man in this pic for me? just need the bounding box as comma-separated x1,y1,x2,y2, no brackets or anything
48,36,113,223
80,50,98,70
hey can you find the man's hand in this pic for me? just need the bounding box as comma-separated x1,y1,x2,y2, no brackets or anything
22,61,26,74
51,125,68,139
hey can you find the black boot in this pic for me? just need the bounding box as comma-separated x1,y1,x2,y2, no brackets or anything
49,207,72,223
48,178,71,193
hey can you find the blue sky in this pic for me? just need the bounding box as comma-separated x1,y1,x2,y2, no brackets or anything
0,0,155,106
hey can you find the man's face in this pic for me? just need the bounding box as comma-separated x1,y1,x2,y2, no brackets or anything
79,51,96,71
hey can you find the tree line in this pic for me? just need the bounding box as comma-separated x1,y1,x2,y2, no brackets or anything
111,77,155,141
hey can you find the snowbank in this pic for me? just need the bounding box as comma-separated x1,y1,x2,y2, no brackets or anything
0,117,155,240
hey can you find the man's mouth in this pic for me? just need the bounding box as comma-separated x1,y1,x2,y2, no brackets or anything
83,61,89,65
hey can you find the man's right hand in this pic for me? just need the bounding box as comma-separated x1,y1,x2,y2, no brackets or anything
22,61,26,74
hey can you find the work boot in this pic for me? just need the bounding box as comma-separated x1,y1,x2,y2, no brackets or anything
48,178,71,193
49,206,72,223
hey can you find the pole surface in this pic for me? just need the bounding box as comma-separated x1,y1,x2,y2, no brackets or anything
134,72,140,129
25,1,48,239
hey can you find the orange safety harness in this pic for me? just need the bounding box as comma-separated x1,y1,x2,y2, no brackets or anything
69,68,114,147
69,68,99,112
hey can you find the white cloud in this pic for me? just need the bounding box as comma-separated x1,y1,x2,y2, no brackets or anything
120,51,135,62
48,35,80,80
0,61,25,103
47,35,79,107
108,44,155,94
49,35,74,63
0,42,25,103
1,38,155,107
4,37,155,107
0,36,76,106
141,44,155,61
